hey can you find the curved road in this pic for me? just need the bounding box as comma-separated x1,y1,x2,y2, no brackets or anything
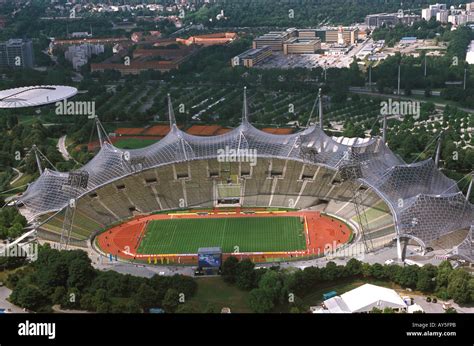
10,167,23,185
57,135,71,161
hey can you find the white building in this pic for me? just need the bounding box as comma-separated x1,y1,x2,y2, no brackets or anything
315,284,407,313
422,3,447,21
467,40,474,65
65,44,104,70
422,8,433,20
436,10,449,23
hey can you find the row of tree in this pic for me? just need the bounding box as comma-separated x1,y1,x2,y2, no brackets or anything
222,257,474,313
8,245,197,313
186,0,470,27
0,207,27,240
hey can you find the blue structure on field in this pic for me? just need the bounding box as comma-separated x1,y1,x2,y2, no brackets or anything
198,247,222,275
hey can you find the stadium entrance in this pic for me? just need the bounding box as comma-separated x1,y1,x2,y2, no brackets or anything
215,173,242,207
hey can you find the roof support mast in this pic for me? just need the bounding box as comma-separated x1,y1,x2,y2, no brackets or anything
93,115,111,148
382,112,387,143
167,93,177,128
242,86,248,124
95,116,103,148
318,88,323,129
32,145,43,174
467,173,474,202
435,133,442,167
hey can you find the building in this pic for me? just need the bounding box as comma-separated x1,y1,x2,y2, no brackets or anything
0,39,34,69
315,284,407,313
0,85,78,109
71,32,91,38
176,32,237,46
422,3,447,20
298,29,318,39
91,39,195,75
400,36,417,45
356,44,376,59
422,8,433,21
324,27,358,45
467,40,474,65
365,12,421,28
327,45,352,56
467,2,474,12
283,38,321,54
232,46,272,67
447,14,469,25
436,10,449,23
131,31,162,43
53,37,128,46
253,31,291,51
65,44,104,70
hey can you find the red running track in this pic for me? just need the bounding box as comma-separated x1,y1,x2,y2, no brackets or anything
96,209,352,264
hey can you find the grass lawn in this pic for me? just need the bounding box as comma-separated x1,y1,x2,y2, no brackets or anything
8,173,35,191
114,138,158,149
186,277,251,313
137,216,305,254
17,115,40,125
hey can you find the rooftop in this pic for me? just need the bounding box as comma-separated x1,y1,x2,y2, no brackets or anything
324,284,407,313
0,85,78,108
239,46,271,59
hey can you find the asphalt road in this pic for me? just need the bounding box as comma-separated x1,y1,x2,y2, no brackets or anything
57,135,71,161
0,286,25,313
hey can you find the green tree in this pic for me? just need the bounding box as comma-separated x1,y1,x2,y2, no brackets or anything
62,287,80,309
435,261,453,291
345,258,362,276
10,281,49,311
370,263,385,279
235,259,255,290
221,256,239,283
162,288,180,312
51,286,66,306
447,269,471,304
247,288,274,313
133,283,157,311
416,264,437,292
396,265,419,288
67,257,95,290
258,269,285,303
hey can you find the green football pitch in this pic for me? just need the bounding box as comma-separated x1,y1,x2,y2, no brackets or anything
137,216,306,254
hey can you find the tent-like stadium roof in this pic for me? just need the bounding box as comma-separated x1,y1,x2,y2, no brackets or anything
16,93,474,257
0,85,78,108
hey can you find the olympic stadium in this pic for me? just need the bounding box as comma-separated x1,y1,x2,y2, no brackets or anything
14,89,474,265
